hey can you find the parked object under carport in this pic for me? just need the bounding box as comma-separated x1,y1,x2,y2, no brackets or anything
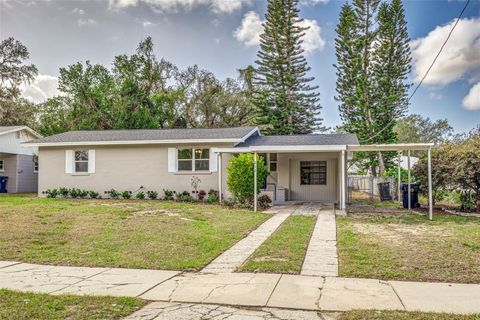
402,183,420,209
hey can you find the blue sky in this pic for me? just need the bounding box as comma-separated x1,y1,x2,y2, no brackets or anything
1,0,479,133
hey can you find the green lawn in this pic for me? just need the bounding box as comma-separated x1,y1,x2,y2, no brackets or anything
0,194,268,271
0,289,146,320
238,215,316,273
339,310,480,320
337,213,480,283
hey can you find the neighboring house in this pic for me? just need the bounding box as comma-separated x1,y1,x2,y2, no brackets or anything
25,126,359,208
0,126,43,193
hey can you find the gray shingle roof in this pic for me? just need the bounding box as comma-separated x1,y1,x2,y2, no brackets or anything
237,134,359,147
28,126,257,144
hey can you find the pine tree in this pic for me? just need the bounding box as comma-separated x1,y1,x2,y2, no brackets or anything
253,0,324,135
334,0,411,176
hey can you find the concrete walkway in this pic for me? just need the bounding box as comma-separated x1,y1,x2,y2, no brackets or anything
202,207,292,273
301,206,338,277
2,261,480,314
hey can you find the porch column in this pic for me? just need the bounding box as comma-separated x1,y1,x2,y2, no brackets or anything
397,151,401,203
341,150,346,210
218,152,222,202
407,150,411,210
428,147,433,220
253,152,258,212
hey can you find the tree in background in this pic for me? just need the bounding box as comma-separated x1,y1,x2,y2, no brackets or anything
36,37,255,135
0,37,38,127
334,0,412,176
253,0,324,135
395,114,453,145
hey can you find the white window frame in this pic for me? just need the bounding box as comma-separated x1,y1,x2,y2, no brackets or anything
34,161,38,173
74,150,89,173
269,153,277,172
177,148,210,172
0,160,4,172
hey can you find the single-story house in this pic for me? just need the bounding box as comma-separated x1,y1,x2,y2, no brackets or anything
24,126,435,216
0,126,42,193
25,126,355,206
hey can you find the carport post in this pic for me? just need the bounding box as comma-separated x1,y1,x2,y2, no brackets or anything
397,151,401,203
254,152,258,212
218,152,222,202
407,150,411,210
341,150,346,210
428,147,433,220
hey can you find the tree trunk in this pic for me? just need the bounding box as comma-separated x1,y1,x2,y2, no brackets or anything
377,151,385,175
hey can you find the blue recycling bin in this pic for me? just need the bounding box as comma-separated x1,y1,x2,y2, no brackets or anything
401,183,419,208
0,176,8,193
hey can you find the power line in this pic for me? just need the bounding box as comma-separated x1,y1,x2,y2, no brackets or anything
361,0,470,143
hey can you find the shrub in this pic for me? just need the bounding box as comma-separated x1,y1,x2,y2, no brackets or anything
69,188,81,198
59,187,70,198
78,189,89,199
147,190,158,200
226,153,267,205
45,189,58,198
88,191,99,199
191,176,201,200
222,197,237,208
121,191,132,199
109,189,120,199
258,194,272,210
198,190,207,201
163,189,174,200
208,189,218,198
135,191,145,200
176,190,195,202
206,192,218,203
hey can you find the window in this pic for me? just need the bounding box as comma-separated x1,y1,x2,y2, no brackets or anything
15,131,20,139
269,153,277,172
300,161,326,185
34,161,39,173
177,148,209,172
74,151,89,173
0,160,4,171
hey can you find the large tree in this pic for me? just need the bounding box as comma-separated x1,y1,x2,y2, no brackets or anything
253,0,324,135
0,37,38,127
334,0,412,176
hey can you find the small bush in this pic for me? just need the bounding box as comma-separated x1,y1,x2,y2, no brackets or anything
121,191,132,199
208,189,218,198
176,190,195,202
258,194,272,210
45,189,58,198
460,190,476,212
88,191,99,199
109,189,120,199
147,190,158,200
69,188,81,198
135,191,145,200
198,190,207,201
78,189,89,199
223,197,237,208
163,189,174,200
59,187,69,198
206,192,218,203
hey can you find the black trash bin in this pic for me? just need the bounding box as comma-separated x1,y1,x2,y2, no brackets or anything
0,176,8,193
401,183,419,208
378,182,392,201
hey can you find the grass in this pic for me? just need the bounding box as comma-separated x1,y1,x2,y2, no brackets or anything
0,194,268,271
337,212,480,283
339,310,480,320
238,215,316,273
0,289,146,320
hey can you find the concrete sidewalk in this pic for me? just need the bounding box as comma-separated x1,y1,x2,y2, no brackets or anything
1,261,480,314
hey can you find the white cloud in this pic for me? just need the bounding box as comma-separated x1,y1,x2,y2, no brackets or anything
21,74,60,104
71,8,85,15
411,18,480,86
300,0,329,5
233,11,263,47
142,20,155,27
78,17,96,26
108,0,252,14
234,11,325,54
428,91,443,100
463,82,480,110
